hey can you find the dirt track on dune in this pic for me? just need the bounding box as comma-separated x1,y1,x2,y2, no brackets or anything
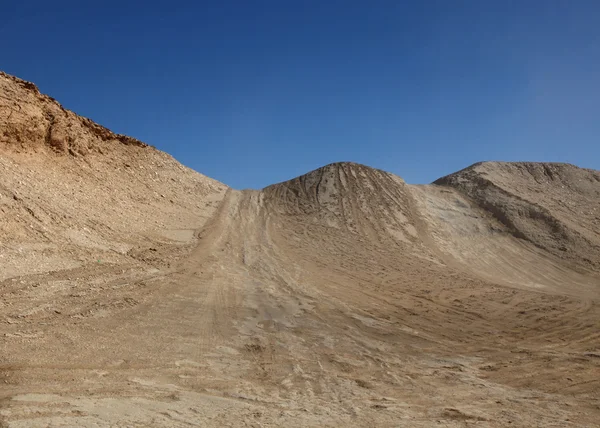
1,72,599,426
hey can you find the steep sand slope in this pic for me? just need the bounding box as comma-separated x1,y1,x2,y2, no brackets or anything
263,162,418,240
1,73,599,426
0,72,227,280
410,183,599,297
434,162,600,273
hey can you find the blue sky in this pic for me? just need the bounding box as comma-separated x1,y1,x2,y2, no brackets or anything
2,1,599,188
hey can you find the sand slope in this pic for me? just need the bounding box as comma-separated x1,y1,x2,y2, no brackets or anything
1,73,599,427
435,161,600,273
0,72,227,280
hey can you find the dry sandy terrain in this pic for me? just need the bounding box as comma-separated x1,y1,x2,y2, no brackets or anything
1,72,599,427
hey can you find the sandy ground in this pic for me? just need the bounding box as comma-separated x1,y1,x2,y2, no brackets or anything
1,72,599,427
1,167,599,427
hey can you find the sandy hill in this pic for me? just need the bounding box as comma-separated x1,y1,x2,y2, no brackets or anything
1,72,599,427
0,72,227,281
435,161,600,273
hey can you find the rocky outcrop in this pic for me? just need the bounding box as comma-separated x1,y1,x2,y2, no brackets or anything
0,71,146,156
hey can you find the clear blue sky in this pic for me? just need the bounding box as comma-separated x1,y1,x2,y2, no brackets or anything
2,1,599,188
